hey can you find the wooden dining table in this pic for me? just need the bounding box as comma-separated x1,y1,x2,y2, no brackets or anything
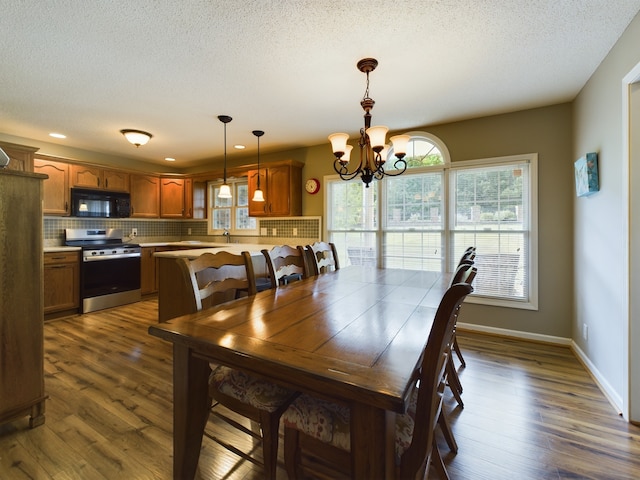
148,266,452,480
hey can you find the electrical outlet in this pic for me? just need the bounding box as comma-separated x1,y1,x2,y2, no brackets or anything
293,228,298,236
272,228,277,236
583,323,588,341
260,227,267,236
187,228,192,235
131,228,138,237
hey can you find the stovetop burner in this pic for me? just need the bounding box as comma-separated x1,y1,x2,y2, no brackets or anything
65,228,141,256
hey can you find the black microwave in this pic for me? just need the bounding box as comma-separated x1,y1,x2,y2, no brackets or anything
71,188,131,218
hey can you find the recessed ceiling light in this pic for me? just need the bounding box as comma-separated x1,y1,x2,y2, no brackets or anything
234,144,245,150
165,157,176,162
49,132,66,139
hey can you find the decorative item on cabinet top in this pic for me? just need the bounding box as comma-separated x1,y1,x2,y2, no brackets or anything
0,147,10,167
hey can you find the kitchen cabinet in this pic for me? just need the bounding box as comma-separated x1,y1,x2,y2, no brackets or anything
0,169,47,428
0,140,38,172
141,247,160,294
161,177,194,218
130,174,160,218
34,156,71,215
71,164,129,192
44,251,80,315
248,162,302,217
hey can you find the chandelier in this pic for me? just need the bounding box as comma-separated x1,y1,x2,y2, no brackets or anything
329,58,410,187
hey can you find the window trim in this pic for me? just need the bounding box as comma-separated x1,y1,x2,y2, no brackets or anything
207,178,258,235
324,132,538,311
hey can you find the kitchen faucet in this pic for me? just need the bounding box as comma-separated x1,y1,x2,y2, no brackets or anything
223,229,230,243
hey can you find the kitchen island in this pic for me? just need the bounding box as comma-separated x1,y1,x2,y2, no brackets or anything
154,243,276,322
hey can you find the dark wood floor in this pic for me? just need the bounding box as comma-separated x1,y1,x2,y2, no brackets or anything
1,298,639,479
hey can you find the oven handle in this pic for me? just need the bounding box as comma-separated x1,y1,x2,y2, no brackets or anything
83,252,141,262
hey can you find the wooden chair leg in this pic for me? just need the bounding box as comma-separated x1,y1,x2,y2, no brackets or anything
438,411,458,453
446,357,464,408
452,335,466,367
284,426,302,479
431,443,451,480
260,411,280,480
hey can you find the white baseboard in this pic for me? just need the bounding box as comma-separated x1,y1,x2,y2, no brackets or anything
457,322,624,416
457,322,571,345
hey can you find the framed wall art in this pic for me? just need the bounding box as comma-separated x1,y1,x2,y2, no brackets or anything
574,152,599,197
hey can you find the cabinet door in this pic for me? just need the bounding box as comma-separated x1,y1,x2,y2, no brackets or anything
34,158,70,215
103,169,129,192
267,166,291,216
130,174,160,218
71,164,102,188
248,169,268,216
43,253,80,314
160,178,185,218
183,178,193,218
140,247,157,294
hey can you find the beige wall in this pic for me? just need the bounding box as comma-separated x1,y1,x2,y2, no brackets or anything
291,104,574,338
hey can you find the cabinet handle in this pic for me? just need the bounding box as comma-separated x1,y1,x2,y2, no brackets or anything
50,265,67,269
98,178,101,187
65,201,68,212
51,256,66,260
105,178,108,188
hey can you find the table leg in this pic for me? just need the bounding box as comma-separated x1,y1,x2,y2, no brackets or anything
350,403,395,479
172,343,211,480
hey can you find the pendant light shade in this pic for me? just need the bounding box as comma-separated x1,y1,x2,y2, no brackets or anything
252,130,265,202
218,115,233,199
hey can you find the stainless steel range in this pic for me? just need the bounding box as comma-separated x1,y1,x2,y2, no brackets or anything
65,228,141,313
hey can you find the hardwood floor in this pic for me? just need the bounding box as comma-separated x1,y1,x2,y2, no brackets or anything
1,298,639,479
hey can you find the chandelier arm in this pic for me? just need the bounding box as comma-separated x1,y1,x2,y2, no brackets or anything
333,160,364,181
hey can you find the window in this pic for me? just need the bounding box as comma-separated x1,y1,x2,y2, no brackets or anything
326,132,538,310
208,179,257,235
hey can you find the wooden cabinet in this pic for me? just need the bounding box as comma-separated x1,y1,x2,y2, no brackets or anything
71,164,129,192
0,169,47,428
34,156,70,215
0,141,38,172
141,247,158,294
130,174,160,218
160,177,194,218
248,162,302,216
44,251,80,315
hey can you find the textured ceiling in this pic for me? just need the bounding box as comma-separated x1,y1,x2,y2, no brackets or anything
1,1,640,169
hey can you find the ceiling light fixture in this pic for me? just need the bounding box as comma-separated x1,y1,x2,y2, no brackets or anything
329,58,410,188
120,129,153,147
252,130,265,202
218,115,233,199
49,132,66,139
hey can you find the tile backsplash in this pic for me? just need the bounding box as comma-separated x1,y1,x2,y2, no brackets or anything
43,216,321,246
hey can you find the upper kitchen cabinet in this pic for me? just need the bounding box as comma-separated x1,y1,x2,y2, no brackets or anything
71,164,129,192
248,161,302,217
130,174,160,218
160,177,194,218
34,155,70,216
0,141,38,172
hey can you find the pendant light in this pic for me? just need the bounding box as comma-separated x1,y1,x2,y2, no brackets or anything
252,130,265,202
218,115,232,199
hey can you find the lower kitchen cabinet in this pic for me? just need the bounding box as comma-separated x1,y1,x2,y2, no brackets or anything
44,251,80,316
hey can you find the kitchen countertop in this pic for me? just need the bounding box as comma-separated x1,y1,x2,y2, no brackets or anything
44,241,274,255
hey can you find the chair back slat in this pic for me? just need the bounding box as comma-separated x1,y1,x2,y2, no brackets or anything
178,251,256,312
305,242,340,276
261,245,307,288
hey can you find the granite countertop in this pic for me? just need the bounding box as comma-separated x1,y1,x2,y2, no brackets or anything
152,243,276,258
44,246,82,253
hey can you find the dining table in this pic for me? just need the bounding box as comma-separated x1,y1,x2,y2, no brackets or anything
148,265,453,480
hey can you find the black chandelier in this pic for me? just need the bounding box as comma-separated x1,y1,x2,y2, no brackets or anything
329,58,410,187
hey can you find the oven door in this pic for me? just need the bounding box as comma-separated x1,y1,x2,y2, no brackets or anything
81,253,141,312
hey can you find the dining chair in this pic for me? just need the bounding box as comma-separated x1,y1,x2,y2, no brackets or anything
177,251,298,480
450,247,476,368
305,241,340,275
261,245,308,289
444,263,477,409
282,282,474,480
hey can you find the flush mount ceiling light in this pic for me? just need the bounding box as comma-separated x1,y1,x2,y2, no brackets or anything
252,130,265,202
218,115,233,199
329,58,410,188
120,129,153,147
